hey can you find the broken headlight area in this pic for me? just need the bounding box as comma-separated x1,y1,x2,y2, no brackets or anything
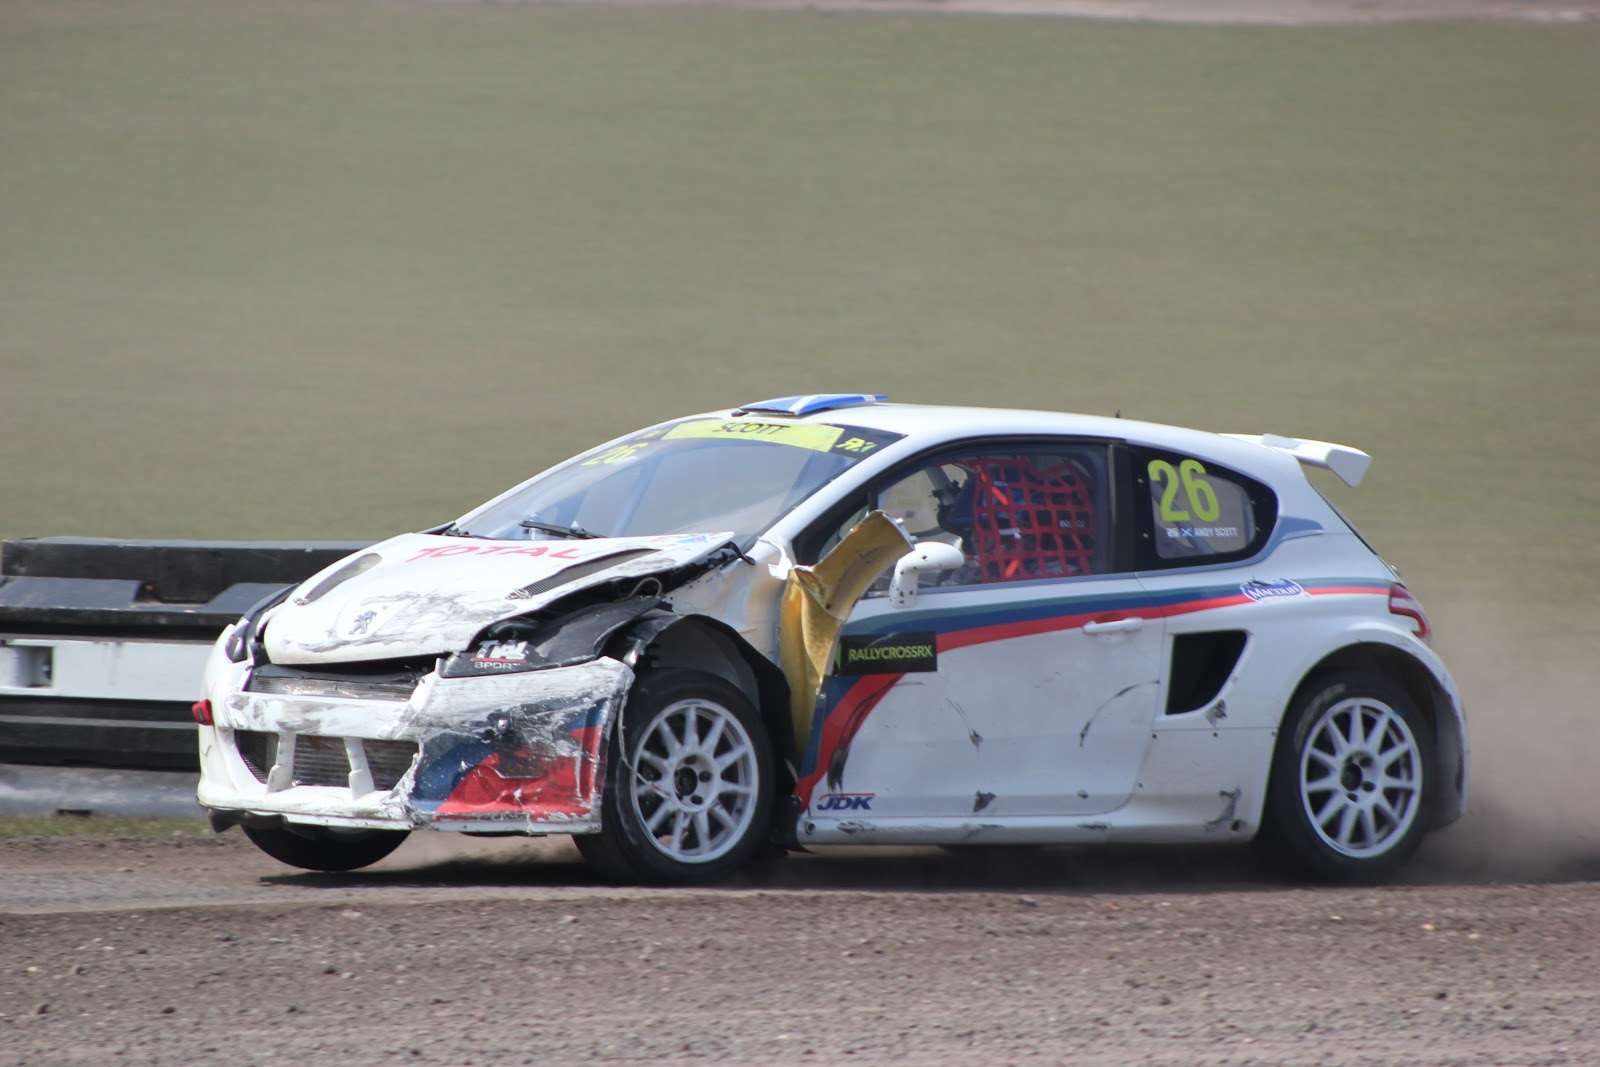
225,585,296,664
439,594,664,679
245,660,431,702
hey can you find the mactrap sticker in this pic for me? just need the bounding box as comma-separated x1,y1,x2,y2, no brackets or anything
1241,578,1305,601
837,632,938,675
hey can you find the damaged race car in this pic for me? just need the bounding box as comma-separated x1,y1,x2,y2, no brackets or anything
196,394,1466,883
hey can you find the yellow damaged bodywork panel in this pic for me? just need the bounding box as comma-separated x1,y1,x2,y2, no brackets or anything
779,511,914,747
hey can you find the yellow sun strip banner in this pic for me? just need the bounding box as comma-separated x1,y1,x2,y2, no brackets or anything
663,419,845,453
779,511,915,749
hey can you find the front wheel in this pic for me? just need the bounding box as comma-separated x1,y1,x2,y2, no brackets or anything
242,824,409,872
576,669,774,884
1263,670,1433,882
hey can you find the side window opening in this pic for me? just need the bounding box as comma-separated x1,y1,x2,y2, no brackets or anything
1135,448,1276,569
951,455,1102,584
871,445,1112,589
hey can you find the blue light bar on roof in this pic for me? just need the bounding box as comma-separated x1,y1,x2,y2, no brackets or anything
735,393,888,417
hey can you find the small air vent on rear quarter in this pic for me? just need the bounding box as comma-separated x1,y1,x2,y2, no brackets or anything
1166,631,1248,714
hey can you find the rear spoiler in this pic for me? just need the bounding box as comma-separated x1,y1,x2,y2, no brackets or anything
1222,433,1371,488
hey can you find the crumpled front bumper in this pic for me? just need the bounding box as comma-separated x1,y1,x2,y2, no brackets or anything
197,653,634,833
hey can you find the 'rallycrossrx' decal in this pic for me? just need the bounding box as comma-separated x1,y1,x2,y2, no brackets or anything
837,632,938,675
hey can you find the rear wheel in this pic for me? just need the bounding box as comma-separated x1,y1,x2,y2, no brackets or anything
576,669,774,884
1263,670,1432,882
242,824,409,872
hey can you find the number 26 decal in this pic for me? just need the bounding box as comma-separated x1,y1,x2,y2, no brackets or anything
1148,459,1221,523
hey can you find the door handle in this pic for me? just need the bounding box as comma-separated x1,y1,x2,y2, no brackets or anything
1082,616,1144,636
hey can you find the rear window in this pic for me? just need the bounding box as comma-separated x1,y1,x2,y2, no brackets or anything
1311,483,1383,559
1134,448,1276,568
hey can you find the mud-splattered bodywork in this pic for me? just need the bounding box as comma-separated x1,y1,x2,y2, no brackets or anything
197,529,760,833
199,652,632,831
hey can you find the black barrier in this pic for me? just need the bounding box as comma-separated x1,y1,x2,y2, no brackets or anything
0,537,368,769
0,537,369,636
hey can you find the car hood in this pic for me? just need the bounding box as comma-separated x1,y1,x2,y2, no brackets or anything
261,530,734,665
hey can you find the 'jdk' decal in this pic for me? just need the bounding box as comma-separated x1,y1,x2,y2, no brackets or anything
838,632,938,675
815,792,874,811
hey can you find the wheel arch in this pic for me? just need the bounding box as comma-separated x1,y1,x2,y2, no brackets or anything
609,612,795,787
1282,639,1466,829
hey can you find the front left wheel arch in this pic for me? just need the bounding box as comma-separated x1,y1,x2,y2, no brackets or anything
608,613,795,801
576,666,777,883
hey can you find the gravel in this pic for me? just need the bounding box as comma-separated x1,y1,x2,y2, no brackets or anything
2,830,1598,1065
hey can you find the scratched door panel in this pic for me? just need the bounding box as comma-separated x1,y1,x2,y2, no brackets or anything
937,575,1164,816
819,575,1164,821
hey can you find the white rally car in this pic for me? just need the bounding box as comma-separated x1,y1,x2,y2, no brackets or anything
196,395,1465,883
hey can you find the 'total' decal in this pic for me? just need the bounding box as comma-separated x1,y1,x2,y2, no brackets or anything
405,544,586,563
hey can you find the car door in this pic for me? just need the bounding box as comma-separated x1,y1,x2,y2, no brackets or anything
797,440,1167,825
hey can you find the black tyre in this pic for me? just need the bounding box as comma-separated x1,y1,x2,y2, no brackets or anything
1262,670,1433,883
576,668,775,885
242,824,409,873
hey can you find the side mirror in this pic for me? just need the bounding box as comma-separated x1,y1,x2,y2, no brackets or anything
889,541,965,608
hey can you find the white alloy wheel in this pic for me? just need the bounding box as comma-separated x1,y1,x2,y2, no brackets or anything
628,697,760,864
1298,696,1423,859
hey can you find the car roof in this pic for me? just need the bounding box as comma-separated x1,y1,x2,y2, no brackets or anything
706,401,1228,453
695,401,1315,491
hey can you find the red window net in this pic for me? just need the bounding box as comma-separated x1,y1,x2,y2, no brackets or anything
960,457,1098,583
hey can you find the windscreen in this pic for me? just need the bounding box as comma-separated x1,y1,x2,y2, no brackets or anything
454,418,903,546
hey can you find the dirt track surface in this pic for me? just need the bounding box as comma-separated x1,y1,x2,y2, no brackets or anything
3,832,1599,1066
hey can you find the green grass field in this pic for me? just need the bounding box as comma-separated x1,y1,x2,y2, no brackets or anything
3,1,1598,821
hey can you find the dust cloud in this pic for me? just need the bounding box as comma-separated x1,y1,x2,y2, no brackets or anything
380,831,575,870
1408,590,1600,885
